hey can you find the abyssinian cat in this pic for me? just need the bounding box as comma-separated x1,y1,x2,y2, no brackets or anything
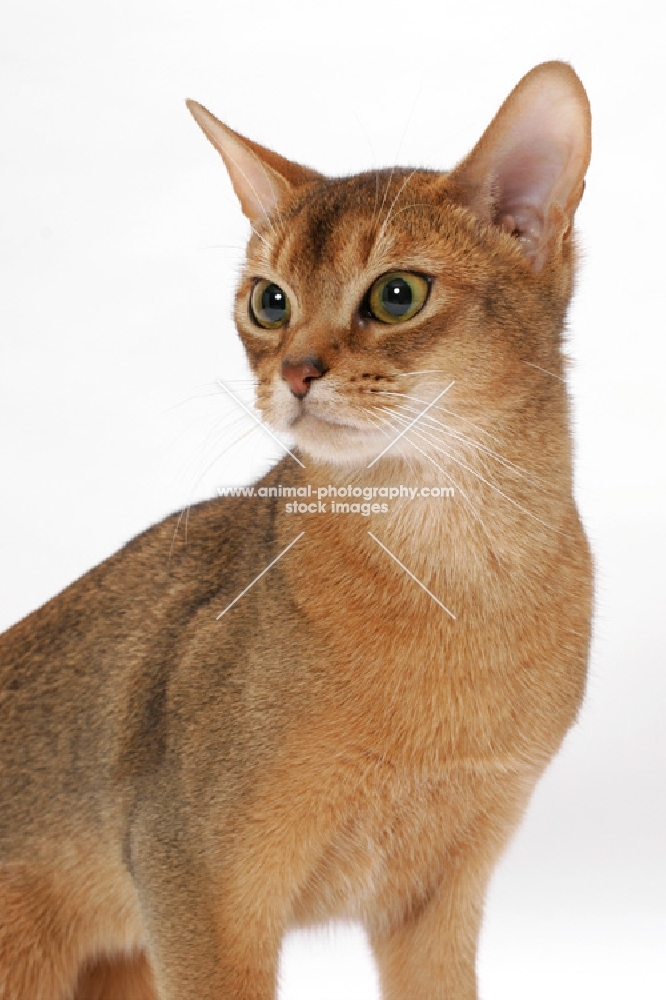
0,61,593,999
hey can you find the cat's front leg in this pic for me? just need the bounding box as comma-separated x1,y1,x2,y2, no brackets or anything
368,772,544,1000
135,872,281,999
130,817,281,1000
366,772,536,1000
368,848,486,1000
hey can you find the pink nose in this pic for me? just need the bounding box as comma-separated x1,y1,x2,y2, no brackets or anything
281,358,326,399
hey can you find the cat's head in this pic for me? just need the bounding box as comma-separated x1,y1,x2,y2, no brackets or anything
187,62,590,470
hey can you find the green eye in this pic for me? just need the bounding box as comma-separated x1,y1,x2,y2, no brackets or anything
250,280,291,329
367,272,430,324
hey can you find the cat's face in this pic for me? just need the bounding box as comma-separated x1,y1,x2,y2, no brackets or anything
189,62,591,471
234,168,542,467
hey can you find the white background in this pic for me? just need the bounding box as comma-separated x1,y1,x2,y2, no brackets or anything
1,1,664,996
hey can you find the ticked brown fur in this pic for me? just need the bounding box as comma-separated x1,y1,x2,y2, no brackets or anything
0,63,593,999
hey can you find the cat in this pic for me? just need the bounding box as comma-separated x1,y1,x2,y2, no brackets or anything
0,60,593,1000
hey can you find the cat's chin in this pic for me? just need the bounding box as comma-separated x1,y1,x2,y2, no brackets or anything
288,413,388,467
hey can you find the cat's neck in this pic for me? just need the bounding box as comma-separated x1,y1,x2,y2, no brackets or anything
271,449,575,594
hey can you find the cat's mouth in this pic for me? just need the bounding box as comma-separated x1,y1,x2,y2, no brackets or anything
265,382,387,464
291,410,363,432
283,404,387,465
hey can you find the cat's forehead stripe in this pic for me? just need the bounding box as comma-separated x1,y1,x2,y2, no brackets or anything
269,169,443,281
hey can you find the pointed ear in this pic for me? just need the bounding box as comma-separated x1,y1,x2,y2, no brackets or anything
186,100,322,227
449,62,591,270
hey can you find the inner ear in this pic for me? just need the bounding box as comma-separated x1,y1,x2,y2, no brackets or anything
449,62,591,269
186,100,323,228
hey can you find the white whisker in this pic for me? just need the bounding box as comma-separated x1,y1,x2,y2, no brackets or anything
216,380,305,468
384,410,566,535
372,389,504,445
367,382,455,468
349,109,381,221
385,399,554,494
369,406,505,565
250,225,272,249
248,148,289,242
167,382,257,412
355,405,424,483
212,143,279,242
375,201,431,231
374,169,419,250
180,421,261,505
371,79,423,234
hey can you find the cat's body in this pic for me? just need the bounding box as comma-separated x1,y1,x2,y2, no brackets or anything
0,63,592,999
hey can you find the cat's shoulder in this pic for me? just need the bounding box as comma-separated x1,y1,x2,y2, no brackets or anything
0,458,292,661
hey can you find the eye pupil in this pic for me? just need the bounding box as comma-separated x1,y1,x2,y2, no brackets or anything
366,271,429,325
382,278,412,316
261,283,287,322
251,280,291,329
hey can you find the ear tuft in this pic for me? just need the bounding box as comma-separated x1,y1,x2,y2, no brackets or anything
449,62,591,269
186,100,322,227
